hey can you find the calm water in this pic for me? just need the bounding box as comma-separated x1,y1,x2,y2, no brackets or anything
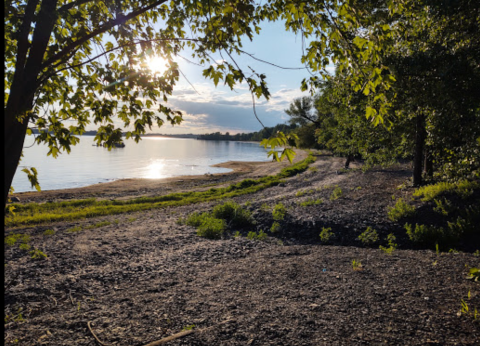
13,136,270,192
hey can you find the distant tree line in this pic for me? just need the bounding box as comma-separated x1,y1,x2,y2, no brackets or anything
197,124,297,142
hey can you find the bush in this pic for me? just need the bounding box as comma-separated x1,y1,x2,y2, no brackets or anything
212,201,253,227
272,203,286,221
196,217,226,239
247,230,268,241
405,223,459,249
357,227,379,246
379,233,397,254
270,221,281,233
387,198,415,221
185,212,211,227
413,180,479,201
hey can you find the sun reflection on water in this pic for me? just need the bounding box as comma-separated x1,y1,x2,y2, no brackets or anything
144,160,169,179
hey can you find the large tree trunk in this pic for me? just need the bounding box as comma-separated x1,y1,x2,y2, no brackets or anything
413,111,426,186
4,109,30,211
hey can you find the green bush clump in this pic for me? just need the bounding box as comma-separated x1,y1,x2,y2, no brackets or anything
387,198,415,221
357,227,379,246
413,180,479,202
299,198,323,207
196,217,226,239
212,201,254,227
272,203,286,221
405,223,459,249
319,227,334,243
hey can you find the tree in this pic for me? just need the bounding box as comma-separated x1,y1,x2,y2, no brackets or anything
285,96,318,127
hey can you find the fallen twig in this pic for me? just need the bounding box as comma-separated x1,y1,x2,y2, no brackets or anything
143,318,235,346
88,321,110,346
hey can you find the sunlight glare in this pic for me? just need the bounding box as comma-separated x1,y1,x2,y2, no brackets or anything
147,56,168,75
144,160,167,179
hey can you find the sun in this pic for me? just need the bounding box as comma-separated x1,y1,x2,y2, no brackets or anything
146,56,168,75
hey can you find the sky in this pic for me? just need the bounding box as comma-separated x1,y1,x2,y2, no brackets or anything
128,20,332,135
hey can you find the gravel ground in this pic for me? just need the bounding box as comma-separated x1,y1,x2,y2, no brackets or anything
4,153,480,345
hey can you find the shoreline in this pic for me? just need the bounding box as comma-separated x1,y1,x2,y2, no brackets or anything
10,151,308,202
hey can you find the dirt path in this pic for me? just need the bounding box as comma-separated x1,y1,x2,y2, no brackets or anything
4,153,480,345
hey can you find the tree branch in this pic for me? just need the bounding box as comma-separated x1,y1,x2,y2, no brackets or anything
42,0,169,69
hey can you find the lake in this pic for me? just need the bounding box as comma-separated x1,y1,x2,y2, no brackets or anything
12,136,271,192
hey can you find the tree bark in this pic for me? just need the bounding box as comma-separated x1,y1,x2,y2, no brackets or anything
424,146,433,178
413,111,426,186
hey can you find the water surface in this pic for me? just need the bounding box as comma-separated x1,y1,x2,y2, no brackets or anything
13,136,270,192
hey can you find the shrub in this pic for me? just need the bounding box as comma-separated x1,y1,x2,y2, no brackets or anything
5,233,30,247
185,212,211,227
319,227,334,243
247,230,268,241
272,203,286,221
212,200,253,227
387,198,415,221
299,198,323,207
270,221,281,233
405,223,459,249
329,186,343,201
30,248,48,260
357,227,379,246
196,217,226,239
413,180,479,202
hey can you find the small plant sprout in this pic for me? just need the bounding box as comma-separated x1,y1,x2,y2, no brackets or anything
352,259,363,271
30,248,48,260
182,324,195,331
319,227,334,243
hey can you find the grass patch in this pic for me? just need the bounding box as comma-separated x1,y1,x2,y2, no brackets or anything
299,198,323,207
6,154,315,227
413,180,479,202
85,221,112,229
329,186,343,201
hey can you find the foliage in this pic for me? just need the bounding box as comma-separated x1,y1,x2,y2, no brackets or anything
30,248,48,260
247,230,267,241
212,200,254,228
196,217,226,240
380,233,397,254
319,227,334,244
387,198,416,221
299,198,323,207
357,227,379,246
404,223,459,250
413,180,479,202
5,233,31,247
272,203,287,221
329,186,343,201
352,259,363,271
270,221,281,233
467,267,480,282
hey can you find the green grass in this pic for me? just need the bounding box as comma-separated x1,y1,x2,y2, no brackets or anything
299,198,323,207
329,186,343,201
5,154,315,227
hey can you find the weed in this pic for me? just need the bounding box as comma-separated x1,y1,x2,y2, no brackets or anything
272,203,286,221
234,231,241,238
5,233,31,247
380,233,397,254
299,198,323,207
460,290,478,320
387,198,415,221
30,248,48,260
247,230,268,241
319,227,334,243
277,239,284,246
43,229,55,236
127,217,137,222
19,243,31,251
329,186,343,201
260,203,270,212
467,267,480,282
67,226,82,233
182,325,195,331
352,259,363,271
196,217,226,239
449,248,460,253
357,227,379,246
270,221,281,233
